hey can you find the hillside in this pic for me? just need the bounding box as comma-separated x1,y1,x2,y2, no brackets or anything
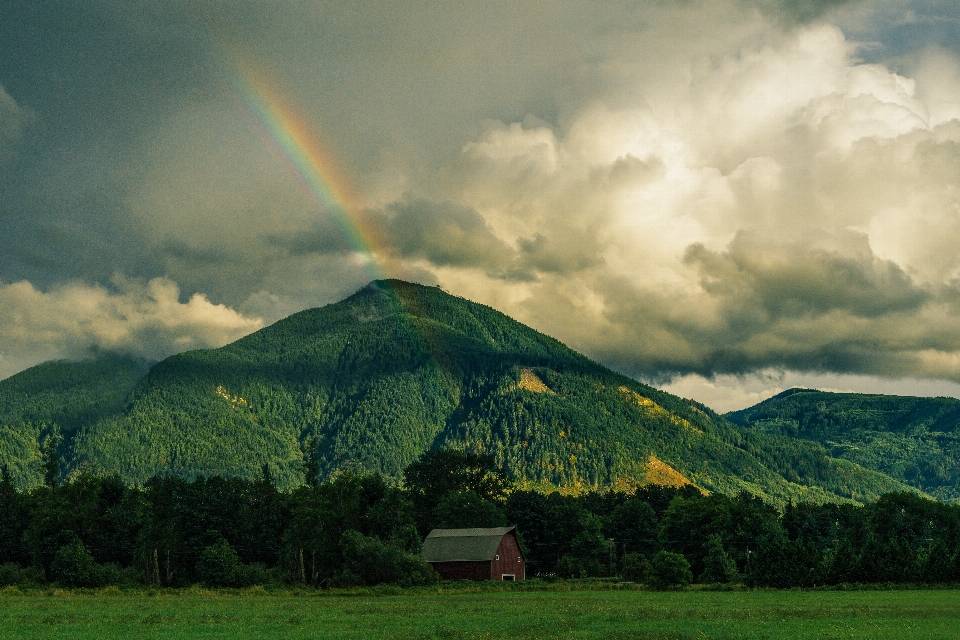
727,388,960,501
0,280,919,504
0,354,151,484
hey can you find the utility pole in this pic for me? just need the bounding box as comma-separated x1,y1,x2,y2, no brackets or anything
609,538,616,577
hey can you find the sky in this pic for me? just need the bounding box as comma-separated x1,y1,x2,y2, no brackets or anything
3,1,960,412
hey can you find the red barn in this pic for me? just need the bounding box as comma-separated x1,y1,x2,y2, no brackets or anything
423,527,525,581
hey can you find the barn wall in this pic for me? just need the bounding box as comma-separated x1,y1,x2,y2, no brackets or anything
430,561,490,581
492,533,525,580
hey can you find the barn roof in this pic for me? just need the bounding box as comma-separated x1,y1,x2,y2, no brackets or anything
423,527,517,562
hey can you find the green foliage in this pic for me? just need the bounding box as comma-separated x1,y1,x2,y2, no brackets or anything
41,427,61,490
647,550,692,589
0,423,42,491
433,490,507,529
302,437,320,489
620,552,650,582
405,449,510,533
605,498,658,556
281,471,421,587
0,465,28,565
700,534,739,584
196,539,242,588
50,538,103,588
728,388,960,500
338,530,436,587
0,355,149,490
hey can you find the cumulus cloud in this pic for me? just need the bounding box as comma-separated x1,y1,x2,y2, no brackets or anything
411,18,960,392
0,277,262,380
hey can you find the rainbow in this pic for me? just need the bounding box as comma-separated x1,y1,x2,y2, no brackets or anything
230,66,387,280
225,60,456,398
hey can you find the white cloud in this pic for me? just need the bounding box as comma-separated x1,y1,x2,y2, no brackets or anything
0,277,262,379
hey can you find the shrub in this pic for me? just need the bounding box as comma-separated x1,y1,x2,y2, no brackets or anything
0,563,43,587
647,551,692,589
339,530,436,587
240,562,280,587
196,539,242,587
621,552,650,582
555,554,587,579
50,539,104,588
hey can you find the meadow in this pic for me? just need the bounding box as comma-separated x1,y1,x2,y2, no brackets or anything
2,585,960,639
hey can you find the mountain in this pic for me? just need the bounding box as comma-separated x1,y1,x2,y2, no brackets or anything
727,388,960,502
0,280,919,504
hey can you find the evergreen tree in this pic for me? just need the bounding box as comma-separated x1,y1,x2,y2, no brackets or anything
41,427,61,490
403,449,510,534
433,490,507,529
302,437,321,489
919,539,953,583
0,464,27,565
604,498,658,557
700,534,738,584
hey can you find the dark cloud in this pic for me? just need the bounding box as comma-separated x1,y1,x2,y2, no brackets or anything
748,0,863,25
573,231,949,382
0,85,29,160
684,231,929,321
375,197,515,272
363,195,606,281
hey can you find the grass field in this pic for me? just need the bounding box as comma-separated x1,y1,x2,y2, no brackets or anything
2,585,960,639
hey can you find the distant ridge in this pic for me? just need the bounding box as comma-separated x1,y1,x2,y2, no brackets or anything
727,389,960,501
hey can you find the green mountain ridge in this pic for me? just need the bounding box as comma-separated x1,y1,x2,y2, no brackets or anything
0,280,923,505
726,388,960,501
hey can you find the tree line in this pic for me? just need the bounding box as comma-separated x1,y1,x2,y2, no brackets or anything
3,446,960,589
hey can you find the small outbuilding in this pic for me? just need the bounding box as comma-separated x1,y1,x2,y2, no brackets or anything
423,526,525,581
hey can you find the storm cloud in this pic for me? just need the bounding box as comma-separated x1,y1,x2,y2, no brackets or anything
3,1,960,409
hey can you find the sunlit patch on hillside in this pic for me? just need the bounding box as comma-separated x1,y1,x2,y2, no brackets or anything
619,386,702,434
215,385,248,407
644,455,691,489
518,368,553,393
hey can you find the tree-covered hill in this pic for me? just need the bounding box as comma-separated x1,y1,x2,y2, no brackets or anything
0,354,151,486
0,281,920,504
726,389,960,501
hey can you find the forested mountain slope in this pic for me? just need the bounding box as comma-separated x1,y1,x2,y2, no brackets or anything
727,389,960,501
0,354,151,485
0,281,918,504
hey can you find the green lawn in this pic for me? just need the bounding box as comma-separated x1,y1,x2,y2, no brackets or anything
2,586,960,639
